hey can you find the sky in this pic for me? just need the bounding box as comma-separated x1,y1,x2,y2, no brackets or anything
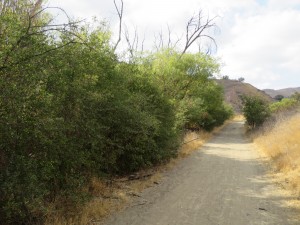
48,0,300,90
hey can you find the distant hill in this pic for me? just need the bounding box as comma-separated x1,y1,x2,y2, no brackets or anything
215,79,274,113
263,87,300,98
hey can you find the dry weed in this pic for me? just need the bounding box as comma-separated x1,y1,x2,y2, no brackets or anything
178,122,229,158
178,130,211,158
45,178,127,225
254,113,300,195
232,114,245,122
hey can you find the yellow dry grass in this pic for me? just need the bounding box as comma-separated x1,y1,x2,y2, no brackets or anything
178,120,230,158
45,178,128,225
254,113,300,195
178,130,211,158
232,114,245,122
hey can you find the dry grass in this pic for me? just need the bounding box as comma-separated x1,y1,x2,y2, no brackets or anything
178,120,231,158
178,130,211,158
45,178,128,225
253,113,300,195
45,121,230,224
232,114,245,122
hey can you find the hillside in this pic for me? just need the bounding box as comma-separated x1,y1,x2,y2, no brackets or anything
215,79,274,112
263,87,300,98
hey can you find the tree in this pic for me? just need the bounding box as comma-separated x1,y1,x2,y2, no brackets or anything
274,94,284,101
242,96,270,129
238,77,245,82
291,92,300,102
180,10,217,57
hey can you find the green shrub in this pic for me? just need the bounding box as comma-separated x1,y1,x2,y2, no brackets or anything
185,82,233,131
270,98,298,113
242,96,271,128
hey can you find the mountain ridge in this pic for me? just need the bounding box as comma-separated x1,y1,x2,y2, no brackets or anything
263,87,300,98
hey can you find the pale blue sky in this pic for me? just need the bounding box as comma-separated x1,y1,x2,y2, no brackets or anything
48,0,300,90
257,0,267,6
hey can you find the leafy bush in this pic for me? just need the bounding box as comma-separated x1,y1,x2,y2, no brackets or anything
291,92,300,102
242,96,271,128
139,49,231,131
270,98,298,113
185,82,233,131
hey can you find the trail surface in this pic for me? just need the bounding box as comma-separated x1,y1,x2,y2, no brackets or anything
104,121,299,225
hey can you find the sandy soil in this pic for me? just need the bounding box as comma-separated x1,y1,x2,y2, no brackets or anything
103,121,299,225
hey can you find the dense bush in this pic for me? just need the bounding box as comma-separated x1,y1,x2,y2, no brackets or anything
242,96,271,129
0,1,231,224
138,49,233,131
185,82,233,131
270,98,298,113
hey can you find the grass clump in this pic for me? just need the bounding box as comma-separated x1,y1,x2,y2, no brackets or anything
253,112,300,195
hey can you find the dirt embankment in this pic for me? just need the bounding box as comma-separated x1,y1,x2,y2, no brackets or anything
103,121,299,225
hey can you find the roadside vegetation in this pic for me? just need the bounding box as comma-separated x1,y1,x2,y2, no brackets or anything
0,1,233,224
253,111,300,194
242,92,300,129
242,92,300,197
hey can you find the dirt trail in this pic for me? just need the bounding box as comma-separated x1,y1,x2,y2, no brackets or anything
103,121,299,225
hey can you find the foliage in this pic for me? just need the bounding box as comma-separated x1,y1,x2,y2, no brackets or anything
242,96,271,129
291,92,300,102
0,2,231,224
270,98,299,112
274,94,284,101
185,82,233,131
138,49,231,131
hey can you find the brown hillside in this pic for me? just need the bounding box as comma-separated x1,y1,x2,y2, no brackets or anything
263,87,300,98
215,79,274,113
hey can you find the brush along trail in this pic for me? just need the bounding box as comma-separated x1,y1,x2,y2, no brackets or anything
103,121,299,225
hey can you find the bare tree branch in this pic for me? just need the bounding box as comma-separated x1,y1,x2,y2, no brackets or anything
141,33,145,52
154,28,166,51
124,25,137,58
0,3,89,71
113,0,124,51
167,24,172,48
180,11,218,57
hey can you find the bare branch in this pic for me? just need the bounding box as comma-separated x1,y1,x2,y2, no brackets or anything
153,28,165,51
113,0,124,51
124,25,141,59
180,11,218,57
159,29,164,49
0,3,89,70
167,24,172,48
141,33,145,52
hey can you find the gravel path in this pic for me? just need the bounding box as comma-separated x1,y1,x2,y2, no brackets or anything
103,121,299,225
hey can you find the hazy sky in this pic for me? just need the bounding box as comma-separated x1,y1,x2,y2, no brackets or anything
48,0,300,89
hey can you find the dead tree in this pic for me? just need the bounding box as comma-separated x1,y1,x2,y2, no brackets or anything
180,10,217,57
154,29,164,51
113,0,124,51
154,25,182,51
124,25,139,58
